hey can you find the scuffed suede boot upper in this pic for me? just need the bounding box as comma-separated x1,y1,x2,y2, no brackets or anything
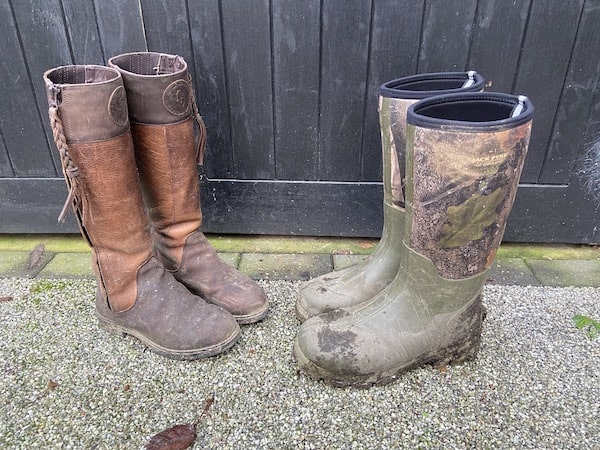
43,64,240,359
109,52,268,324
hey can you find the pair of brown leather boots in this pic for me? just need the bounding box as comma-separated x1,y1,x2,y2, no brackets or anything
44,52,268,360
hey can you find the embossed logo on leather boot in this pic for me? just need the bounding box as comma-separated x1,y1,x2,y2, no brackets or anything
108,86,129,127
163,79,191,116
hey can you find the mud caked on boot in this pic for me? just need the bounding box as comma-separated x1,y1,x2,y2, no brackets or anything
108,52,268,324
294,92,533,387
296,72,485,322
44,65,240,359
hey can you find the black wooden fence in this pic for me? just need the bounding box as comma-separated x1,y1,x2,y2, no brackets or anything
1,0,599,243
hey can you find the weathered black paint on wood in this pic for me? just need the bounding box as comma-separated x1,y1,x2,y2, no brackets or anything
221,0,275,180
514,0,585,183
1,0,60,177
187,0,234,179
272,0,320,180
539,1,600,184
318,0,372,181
468,0,530,93
1,0,599,243
360,0,424,181
2,177,598,244
417,0,478,72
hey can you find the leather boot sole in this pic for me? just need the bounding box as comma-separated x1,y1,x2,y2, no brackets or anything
234,301,270,325
97,313,241,360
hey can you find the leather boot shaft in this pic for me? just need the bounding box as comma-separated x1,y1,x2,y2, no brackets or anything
109,52,202,269
110,52,269,324
44,65,130,142
43,65,152,312
108,52,193,124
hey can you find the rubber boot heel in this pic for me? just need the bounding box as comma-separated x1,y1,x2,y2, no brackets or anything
435,295,486,368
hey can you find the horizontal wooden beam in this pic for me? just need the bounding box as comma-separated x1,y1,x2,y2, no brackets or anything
0,178,598,243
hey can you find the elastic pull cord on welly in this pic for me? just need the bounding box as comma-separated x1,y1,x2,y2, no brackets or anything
511,95,529,118
461,70,478,88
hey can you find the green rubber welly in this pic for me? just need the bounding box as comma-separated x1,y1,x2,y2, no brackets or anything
295,92,534,387
296,72,485,322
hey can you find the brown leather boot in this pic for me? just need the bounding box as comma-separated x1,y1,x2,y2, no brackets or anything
43,65,240,359
109,52,268,324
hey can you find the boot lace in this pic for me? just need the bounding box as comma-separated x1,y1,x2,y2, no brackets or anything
48,106,82,223
188,74,208,181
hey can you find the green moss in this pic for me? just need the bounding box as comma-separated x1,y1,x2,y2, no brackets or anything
30,279,70,294
497,243,600,260
0,235,89,253
205,234,378,255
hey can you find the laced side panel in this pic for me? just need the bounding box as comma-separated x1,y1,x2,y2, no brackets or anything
48,106,81,223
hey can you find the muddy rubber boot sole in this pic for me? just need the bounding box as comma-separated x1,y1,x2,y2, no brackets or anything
294,295,486,388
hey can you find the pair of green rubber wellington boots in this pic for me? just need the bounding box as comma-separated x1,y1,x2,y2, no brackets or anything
295,72,534,387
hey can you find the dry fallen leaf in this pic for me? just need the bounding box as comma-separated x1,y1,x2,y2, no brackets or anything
29,243,46,269
358,242,375,249
144,423,197,450
0,297,14,303
144,396,214,450
47,380,59,390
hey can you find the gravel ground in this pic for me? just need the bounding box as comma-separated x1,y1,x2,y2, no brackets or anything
0,278,598,449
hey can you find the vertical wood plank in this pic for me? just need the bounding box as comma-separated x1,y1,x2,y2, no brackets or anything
319,0,372,181
221,0,274,179
187,0,234,178
0,133,15,177
572,48,600,222
141,1,231,173
468,0,530,92
6,0,72,176
361,0,425,181
417,0,478,72
539,0,600,184
140,0,194,69
93,0,147,58
272,0,320,180
513,0,585,183
61,0,104,63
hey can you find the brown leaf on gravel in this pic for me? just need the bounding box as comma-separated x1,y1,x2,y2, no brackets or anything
332,249,352,255
0,296,14,303
47,380,59,390
144,396,214,450
144,423,197,450
29,243,45,269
